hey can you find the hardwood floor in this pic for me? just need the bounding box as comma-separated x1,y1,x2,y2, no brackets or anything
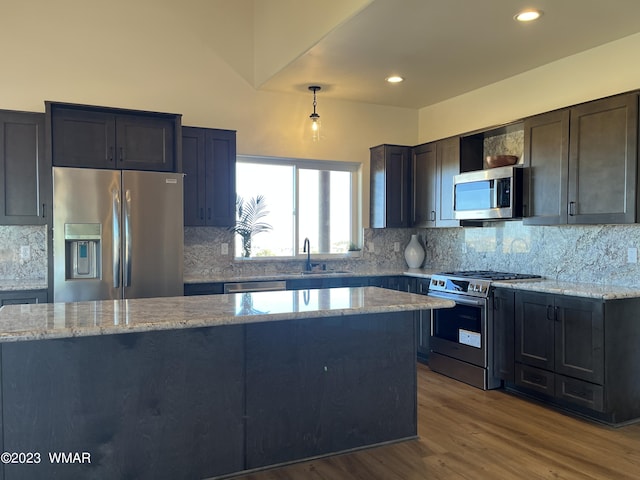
233,363,640,480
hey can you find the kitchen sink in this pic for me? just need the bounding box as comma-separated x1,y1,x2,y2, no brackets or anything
301,270,352,275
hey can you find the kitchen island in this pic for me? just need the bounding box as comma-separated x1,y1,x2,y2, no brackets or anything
0,287,453,480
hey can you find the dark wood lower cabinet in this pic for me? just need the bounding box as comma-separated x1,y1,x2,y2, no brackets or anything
508,291,640,425
0,290,47,306
492,288,515,382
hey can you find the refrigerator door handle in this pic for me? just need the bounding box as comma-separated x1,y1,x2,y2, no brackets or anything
112,188,121,288
124,189,132,288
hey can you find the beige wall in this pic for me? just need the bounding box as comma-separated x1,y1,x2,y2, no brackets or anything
418,32,640,142
4,1,639,229
0,0,417,228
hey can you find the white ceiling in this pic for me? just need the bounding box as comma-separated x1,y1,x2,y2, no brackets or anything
259,0,640,109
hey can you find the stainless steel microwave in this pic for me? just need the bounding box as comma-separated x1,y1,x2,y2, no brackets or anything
453,165,523,220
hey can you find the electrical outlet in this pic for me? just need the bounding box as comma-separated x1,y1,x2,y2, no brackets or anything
221,243,229,255
393,242,400,252
20,245,30,261
628,247,638,264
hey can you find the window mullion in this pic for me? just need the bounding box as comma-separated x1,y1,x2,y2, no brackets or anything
293,165,300,257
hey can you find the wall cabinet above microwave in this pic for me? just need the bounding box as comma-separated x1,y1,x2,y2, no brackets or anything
47,102,182,172
523,93,638,225
411,136,484,228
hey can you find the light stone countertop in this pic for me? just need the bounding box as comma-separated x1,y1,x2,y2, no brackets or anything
184,269,404,284
405,269,640,300
490,279,640,300
6,268,640,301
0,286,455,343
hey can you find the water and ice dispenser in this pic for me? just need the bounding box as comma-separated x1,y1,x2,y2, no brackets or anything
64,223,101,280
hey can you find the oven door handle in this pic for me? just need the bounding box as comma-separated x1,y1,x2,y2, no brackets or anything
428,291,486,307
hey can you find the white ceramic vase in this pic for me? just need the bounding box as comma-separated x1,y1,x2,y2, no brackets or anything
404,234,425,268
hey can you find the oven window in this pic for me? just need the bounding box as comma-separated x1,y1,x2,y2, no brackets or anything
433,304,482,343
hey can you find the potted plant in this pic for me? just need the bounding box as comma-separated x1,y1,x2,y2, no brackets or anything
228,195,272,257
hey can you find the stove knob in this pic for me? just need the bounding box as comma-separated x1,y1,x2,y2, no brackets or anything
438,280,445,287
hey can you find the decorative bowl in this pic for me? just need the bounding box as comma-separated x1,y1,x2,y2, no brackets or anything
486,155,519,168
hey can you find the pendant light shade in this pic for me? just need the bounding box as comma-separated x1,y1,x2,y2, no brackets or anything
309,85,321,141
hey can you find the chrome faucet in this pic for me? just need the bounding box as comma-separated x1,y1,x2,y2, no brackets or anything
303,237,312,271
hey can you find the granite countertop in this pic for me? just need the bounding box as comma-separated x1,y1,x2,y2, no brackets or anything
7,268,640,301
406,269,640,300
0,286,455,343
491,279,640,300
183,269,405,284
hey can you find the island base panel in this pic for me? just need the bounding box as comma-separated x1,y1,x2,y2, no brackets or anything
245,311,417,469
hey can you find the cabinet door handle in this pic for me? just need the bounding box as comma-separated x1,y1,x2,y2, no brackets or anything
119,147,124,163
430,210,436,222
108,146,114,162
199,208,204,220
41,203,46,218
546,305,555,320
568,201,576,216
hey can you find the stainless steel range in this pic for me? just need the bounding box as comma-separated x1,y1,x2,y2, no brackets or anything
427,270,540,390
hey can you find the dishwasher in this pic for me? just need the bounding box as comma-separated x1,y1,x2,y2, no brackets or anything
223,280,287,293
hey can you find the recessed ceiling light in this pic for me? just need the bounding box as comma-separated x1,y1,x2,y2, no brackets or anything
514,9,543,22
386,76,404,84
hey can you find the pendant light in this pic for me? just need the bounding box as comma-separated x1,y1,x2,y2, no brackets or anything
308,85,321,141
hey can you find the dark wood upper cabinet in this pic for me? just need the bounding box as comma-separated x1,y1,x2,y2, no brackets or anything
524,93,638,225
370,144,411,228
568,94,638,224
182,127,236,227
48,102,181,172
522,109,570,224
436,137,461,227
411,142,437,227
115,114,177,171
0,110,50,225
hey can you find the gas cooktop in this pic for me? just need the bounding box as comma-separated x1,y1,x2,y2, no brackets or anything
436,270,541,281
429,270,541,297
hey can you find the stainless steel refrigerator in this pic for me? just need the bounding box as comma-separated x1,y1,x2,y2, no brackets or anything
53,167,184,302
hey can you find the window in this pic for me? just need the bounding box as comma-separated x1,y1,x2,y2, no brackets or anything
235,155,361,257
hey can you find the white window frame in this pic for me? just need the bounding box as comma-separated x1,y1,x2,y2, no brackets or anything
236,155,362,258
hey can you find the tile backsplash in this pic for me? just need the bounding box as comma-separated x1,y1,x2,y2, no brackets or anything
0,226,47,282
423,221,640,287
4,221,640,288
183,227,410,279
